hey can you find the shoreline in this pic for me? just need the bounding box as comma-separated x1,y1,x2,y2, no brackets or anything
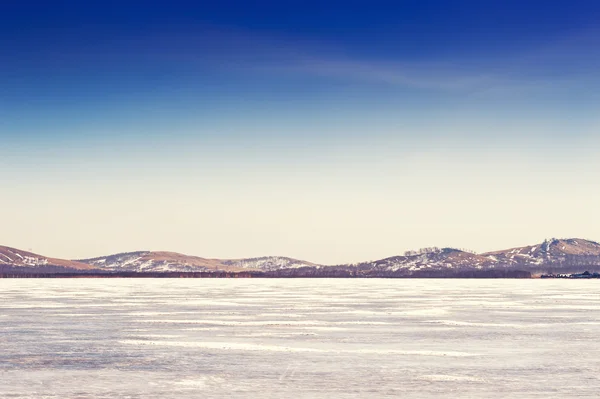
0,271,533,279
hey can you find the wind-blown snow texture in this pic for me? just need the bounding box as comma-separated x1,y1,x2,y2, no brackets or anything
2,279,600,398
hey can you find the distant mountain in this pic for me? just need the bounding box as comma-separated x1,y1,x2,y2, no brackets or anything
0,246,96,273
336,247,497,277
221,256,319,271
482,238,600,274
77,252,318,273
2,238,600,277
485,238,600,259
324,238,600,277
78,251,234,272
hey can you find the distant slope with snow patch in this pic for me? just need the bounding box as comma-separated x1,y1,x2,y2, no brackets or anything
0,246,97,273
221,256,320,271
78,251,232,272
4,237,600,276
78,252,319,273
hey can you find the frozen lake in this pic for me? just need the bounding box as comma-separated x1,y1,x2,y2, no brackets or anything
1,279,599,398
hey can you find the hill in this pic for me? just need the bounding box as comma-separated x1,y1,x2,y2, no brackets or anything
323,238,600,277
77,252,317,273
3,238,600,277
0,246,97,273
482,238,600,274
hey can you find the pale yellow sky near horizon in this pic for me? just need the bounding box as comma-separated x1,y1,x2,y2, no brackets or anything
2,135,599,265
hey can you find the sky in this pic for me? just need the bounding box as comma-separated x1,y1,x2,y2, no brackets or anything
1,0,600,264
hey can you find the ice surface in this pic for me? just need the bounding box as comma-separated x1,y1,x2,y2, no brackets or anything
1,279,600,398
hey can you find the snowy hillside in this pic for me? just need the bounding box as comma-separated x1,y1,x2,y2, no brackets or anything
481,238,600,273
221,256,319,271
78,251,227,272
351,248,495,273
78,252,319,273
0,246,95,272
3,237,600,276
334,238,600,276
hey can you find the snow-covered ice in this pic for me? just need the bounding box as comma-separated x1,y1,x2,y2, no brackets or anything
1,279,600,398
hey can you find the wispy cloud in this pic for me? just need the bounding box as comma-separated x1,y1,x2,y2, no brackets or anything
8,24,598,97
231,27,600,95
265,57,497,91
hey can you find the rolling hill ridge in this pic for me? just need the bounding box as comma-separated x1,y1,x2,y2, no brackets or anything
0,246,96,273
1,238,599,276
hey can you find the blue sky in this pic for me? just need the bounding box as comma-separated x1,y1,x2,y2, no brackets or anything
1,1,600,263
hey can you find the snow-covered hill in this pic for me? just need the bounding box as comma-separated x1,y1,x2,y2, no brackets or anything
78,252,319,273
221,256,319,271
0,246,96,273
481,238,600,273
3,238,600,276
349,248,495,274
333,238,600,276
78,251,229,272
